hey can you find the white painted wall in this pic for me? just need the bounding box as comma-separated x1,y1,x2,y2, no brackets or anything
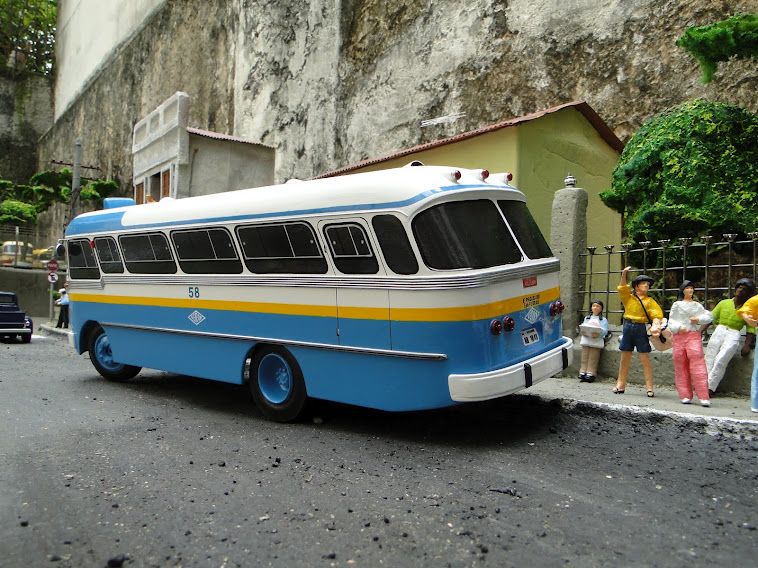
55,0,166,119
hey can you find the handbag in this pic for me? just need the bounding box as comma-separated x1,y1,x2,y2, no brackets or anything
648,318,673,351
636,295,673,351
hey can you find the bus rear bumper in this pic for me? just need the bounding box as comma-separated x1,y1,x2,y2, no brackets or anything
448,337,573,402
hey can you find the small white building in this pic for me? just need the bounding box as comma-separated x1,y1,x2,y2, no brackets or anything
132,92,274,203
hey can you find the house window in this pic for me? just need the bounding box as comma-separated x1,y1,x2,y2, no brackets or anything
135,182,145,205
161,170,171,199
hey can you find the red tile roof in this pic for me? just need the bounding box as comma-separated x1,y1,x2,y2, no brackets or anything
312,101,623,179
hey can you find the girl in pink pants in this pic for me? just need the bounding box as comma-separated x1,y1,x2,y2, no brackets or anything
669,280,712,406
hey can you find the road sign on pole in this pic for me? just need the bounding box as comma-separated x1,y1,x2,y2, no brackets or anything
47,272,59,283
46,259,59,272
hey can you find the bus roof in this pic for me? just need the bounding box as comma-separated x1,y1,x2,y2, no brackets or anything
65,165,522,236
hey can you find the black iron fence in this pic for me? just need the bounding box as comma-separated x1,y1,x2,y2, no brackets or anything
579,233,758,325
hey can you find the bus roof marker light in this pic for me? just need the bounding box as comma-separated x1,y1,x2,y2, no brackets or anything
505,172,513,183
451,170,462,182
480,170,490,180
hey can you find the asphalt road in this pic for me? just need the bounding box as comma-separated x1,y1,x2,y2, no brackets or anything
1,332,757,567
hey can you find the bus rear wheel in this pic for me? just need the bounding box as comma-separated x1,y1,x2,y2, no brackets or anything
88,326,141,382
248,346,307,422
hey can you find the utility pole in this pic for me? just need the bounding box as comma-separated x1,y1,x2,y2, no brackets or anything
70,139,82,220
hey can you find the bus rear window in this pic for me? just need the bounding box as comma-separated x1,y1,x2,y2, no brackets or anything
68,239,101,280
119,233,177,274
498,200,553,260
171,228,243,274
412,200,522,270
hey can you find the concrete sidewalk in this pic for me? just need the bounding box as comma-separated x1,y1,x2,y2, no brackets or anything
33,315,758,430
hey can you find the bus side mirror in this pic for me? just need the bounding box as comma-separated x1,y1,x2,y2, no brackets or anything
56,243,67,257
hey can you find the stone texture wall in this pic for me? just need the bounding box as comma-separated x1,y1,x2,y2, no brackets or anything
0,72,54,184
38,0,758,191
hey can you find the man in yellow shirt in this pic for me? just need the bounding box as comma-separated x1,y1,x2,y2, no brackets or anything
614,266,663,396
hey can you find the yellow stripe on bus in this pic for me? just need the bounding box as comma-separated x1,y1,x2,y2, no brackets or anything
69,287,561,322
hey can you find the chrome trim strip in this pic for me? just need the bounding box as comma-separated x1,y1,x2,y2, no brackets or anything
101,322,448,361
81,259,559,291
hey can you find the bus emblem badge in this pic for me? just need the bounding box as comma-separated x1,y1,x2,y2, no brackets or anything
188,310,206,325
524,308,540,324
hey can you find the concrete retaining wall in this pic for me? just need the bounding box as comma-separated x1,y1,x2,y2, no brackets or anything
565,329,753,396
0,267,66,317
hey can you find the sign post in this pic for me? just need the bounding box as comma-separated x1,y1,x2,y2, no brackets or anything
47,260,59,322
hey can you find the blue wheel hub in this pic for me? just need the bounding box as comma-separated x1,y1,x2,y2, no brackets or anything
258,353,293,404
94,333,124,372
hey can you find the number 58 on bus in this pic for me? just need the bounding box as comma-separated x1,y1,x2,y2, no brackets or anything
60,164,572,421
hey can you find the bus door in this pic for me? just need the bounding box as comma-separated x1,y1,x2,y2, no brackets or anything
321,219,391,350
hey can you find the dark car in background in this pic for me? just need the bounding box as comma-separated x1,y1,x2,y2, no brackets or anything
0,291,33,343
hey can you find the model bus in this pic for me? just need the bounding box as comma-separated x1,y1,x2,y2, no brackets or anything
61,164,572,421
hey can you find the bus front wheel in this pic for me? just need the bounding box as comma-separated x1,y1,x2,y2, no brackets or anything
248,346,307,422
88,326,141,382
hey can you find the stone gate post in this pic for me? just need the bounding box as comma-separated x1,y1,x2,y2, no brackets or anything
550,174,588,335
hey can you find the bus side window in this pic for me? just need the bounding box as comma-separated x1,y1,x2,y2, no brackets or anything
324,223,379,275
93,237,124,274
171,228,243,274
68,239,101,280
119,233,177,274
236,222,328,274
371,215,418,275
497,200,553,260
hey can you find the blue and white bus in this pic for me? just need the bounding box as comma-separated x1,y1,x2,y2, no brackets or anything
61,164,572,421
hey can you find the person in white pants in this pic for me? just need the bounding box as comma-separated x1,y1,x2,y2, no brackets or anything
703,278,756,394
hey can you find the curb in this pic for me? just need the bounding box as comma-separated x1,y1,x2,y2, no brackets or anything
524,393,758,437
39,323,72,338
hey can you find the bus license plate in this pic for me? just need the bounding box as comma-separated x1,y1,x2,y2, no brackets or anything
522,328,540,346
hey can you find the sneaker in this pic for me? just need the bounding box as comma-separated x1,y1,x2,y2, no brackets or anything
701,400,711,407
681,398,691,404
751,408,758,413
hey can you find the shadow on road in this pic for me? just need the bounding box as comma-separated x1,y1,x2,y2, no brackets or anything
89,369,566,448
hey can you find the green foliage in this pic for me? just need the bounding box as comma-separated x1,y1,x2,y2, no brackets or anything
0,198,36,224
0,0,57,76
600,100,758,242
0,169,120,227
677,13,758,82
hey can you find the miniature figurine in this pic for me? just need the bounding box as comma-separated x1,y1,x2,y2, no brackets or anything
736,295,758,413
614,267,662,397
703,278,756,395
668,280,712,406
578,300,608,383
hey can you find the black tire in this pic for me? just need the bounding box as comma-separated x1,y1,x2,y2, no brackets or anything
248,345,307,422
88,326,141,381
20,333,31,344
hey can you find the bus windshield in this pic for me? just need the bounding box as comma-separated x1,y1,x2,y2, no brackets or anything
412,199,522,270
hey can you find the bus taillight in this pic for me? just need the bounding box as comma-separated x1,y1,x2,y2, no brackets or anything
490,319,503,335
503,316,515,332
550,301,565,317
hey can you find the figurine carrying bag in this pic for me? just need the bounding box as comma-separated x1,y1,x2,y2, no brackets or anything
636,295,673,351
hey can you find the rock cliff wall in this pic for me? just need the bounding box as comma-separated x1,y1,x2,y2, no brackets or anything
38,0,758,190
0,73,53,184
